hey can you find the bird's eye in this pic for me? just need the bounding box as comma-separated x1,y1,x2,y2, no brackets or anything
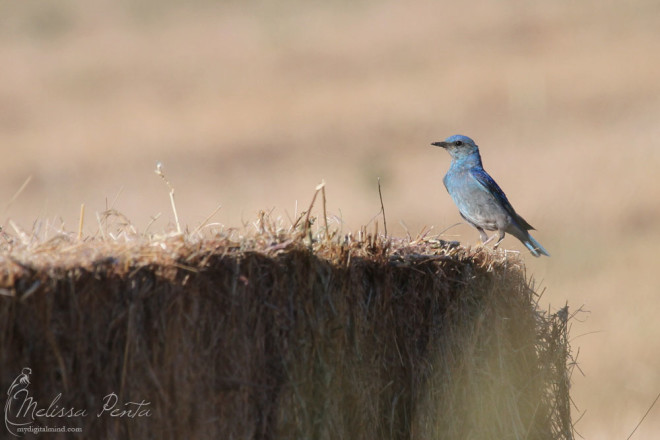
454,140,463,146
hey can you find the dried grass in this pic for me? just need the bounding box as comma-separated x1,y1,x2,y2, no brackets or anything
0,212,574,439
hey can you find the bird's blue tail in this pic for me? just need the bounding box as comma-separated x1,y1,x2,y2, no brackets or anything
524,234,550,257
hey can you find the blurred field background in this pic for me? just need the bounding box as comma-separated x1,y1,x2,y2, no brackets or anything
1,0,659,438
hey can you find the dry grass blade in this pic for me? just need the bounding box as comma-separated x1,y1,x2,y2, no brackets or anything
626,391,660,440
3,175,32,216
155,162,182,234
78,203,85,240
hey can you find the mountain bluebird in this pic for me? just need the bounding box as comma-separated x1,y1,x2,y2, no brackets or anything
431,135,549,257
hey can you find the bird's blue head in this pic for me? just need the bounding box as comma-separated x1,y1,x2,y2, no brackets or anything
431,135,480,161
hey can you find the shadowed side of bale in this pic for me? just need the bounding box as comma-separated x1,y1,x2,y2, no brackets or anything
412,267,554,439
0,243,571,440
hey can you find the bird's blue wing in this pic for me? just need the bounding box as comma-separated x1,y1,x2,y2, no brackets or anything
469,168,535,230
468,168,516,216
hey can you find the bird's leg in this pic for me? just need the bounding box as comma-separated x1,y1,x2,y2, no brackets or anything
492,230,506,249
476,227,490,244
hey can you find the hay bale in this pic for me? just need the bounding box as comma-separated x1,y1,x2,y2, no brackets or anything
0,232,573,439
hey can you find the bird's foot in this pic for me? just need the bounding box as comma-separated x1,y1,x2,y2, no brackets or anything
493,236,505,249
481,235,496,246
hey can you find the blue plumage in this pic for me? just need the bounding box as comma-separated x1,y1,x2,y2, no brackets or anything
431,135,549,257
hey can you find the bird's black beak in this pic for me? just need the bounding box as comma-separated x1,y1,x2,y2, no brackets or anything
431,141,448,149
